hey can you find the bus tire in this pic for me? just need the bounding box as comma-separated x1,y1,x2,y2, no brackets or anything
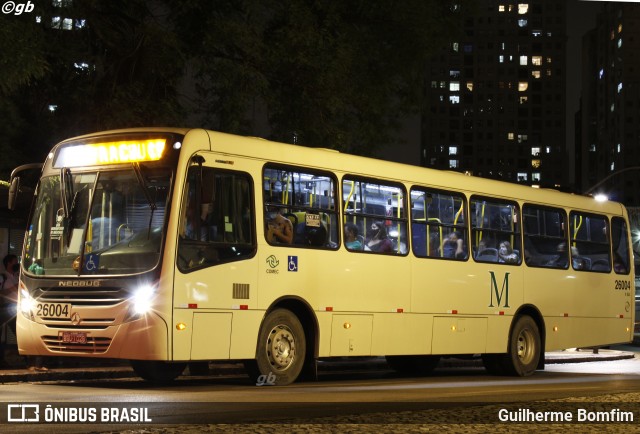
505,315,540,376
248,308,306,386
130,360,186,383
385,355,440,375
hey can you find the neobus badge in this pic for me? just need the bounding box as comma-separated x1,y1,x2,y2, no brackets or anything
58,280,102,287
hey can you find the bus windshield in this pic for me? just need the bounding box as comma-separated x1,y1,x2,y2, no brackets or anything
24,166,170,276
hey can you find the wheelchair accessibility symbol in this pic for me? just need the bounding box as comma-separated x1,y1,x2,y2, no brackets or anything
288,256,298,272
83,254,100,273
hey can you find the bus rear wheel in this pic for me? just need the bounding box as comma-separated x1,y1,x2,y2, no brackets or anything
130,360,187,383
505,315,540,376
246,308,306,386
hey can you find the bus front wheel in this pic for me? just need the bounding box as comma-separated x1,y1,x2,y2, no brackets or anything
505,315,540,376
130,360,187,383
246,308,306,386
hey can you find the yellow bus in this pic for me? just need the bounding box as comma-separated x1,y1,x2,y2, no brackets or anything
9,127,635,384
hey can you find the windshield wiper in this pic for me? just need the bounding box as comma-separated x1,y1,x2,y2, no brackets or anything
132,162,156,239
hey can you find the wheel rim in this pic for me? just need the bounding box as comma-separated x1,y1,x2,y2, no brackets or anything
265,324,296,371
516,327,536,364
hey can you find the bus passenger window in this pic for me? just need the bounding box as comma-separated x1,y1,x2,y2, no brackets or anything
344,178,408,255
410,188,467,260
178,167,255,272
263,166,338,249
522,205,567,269
471,197,520,265
611,217,630,274
570,212,611,272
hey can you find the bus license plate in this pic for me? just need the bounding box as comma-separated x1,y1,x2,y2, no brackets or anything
60,331,87,344
36,302,71,319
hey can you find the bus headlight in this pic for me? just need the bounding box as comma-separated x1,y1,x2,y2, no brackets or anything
19,288,36,319
128,284,155,319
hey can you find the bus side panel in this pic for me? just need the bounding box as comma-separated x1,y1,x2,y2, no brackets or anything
370,313,432,355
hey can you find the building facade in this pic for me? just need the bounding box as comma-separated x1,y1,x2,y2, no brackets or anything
578,3,640,206
422,1,566,188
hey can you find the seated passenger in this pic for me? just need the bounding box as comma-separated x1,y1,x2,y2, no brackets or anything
545,241,569,268
366,221,393,253
344,223,362,250
442,231,465,259
498,241,519,264
266,206,293,244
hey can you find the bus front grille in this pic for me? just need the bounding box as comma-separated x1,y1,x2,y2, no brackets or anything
42,335,112,354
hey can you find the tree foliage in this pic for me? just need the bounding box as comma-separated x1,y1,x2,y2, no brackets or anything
0,0,464,178
172,0,463,153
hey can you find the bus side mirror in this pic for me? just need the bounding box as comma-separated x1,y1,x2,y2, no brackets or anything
7,176,20,211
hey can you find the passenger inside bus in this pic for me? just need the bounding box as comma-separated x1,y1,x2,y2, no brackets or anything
266,204,294,244
365,221,393,253
498,241,519,264
344,222,363,250
442,231,465,259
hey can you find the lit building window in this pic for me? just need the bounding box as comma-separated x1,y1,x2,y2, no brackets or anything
51,16,61,28
518,82,528,92
618,82,623,93
618,24,622,33
546,69,552,77
499,55,504,63
545,146,551,154
449,159,459,169
611,162,615,171
450,70,461,78
532,173,541,182
531,147,540,156
499,5,505,12
452,42,459,52
611,30,615,40
62,18,72,30
611,103,615,112
618,38,622,48
518,4,529,14
589,144,596,152
531,70,541,79
466,82,474,91
450,82,460,91
449,95,460,104
440,81,446,88
508,132,515,140
48,105,58,112
431,81,438,88
518,172,528,181
532,30,541,37
518,134,528,143
73,62,90,71
449,146,458,155
546,57,552,64
617,143,622,153
599,69,604,79
532,56,542,66
519,96,528,104
531,159,541,169
518,19,528,27
75,19,86,29
519,55,528,65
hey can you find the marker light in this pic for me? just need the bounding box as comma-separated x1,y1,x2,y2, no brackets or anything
594,194,608,202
